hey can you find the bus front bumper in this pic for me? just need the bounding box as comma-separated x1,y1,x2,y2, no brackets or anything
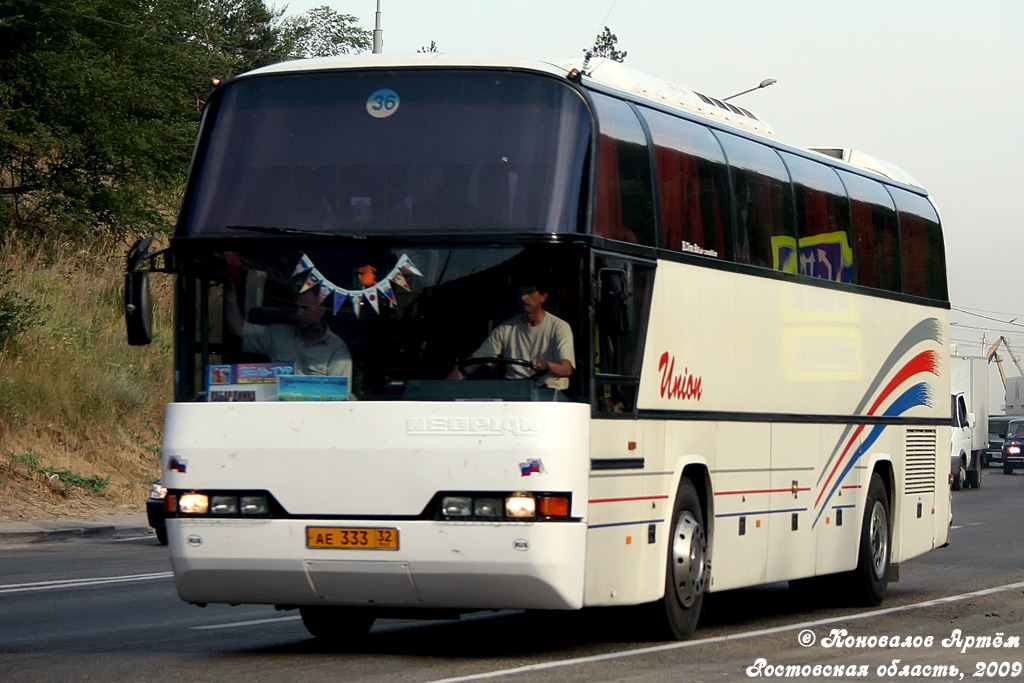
168,518,587,611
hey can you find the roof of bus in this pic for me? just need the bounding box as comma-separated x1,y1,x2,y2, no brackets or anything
241,54,775,134
237,54,926,192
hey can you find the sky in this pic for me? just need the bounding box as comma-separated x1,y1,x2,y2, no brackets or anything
281,0,1023,406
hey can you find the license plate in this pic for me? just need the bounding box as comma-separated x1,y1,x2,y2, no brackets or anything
306,526,399,550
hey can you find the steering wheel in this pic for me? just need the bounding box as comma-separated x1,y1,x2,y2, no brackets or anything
457,356,541,380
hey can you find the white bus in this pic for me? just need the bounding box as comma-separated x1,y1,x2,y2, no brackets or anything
125,54,951,641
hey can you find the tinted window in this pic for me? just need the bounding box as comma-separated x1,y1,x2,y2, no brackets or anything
715,131,794,271
591,93,656,246
990,418,1011,437
889,187,947,300
642,107,731,260
183,70,591,236
781,152,852,283
839,171,900,292
176,245,587,403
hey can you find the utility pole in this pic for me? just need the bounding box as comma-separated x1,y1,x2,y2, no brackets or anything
372,0,383,54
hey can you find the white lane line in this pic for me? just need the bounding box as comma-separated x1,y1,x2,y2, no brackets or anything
0,572,173,594
426,580,1024,683
193,616,301,630
191,607,512,632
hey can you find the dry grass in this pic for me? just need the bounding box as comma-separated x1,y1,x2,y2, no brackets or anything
0,239,172,520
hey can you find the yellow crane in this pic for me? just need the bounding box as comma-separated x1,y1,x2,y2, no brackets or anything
985,336,1024,389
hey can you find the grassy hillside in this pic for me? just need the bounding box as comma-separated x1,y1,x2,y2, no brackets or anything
0,239,171,520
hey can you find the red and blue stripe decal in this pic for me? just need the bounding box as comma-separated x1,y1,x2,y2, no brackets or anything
812,318,942,528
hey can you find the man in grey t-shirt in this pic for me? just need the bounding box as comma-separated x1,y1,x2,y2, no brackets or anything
225,285,353,385
447,281,574,390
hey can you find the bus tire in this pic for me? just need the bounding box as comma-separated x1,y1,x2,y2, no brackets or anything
842,473,890,607
654,478,708,640
299,606,375,642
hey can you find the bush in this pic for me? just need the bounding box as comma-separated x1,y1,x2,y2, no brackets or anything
0,267,45,345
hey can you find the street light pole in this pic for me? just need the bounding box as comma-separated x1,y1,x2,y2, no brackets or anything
372,0,383,54
723,78,777,101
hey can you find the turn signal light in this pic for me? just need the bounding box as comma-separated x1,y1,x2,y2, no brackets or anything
538,495,570,517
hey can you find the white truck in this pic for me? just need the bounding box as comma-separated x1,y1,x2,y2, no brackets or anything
950,355,989,490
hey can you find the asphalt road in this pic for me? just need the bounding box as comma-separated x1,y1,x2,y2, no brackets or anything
1,469,1023,682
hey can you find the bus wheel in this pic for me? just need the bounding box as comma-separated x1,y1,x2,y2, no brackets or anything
657,478,707,640
842,473,890,606
299,606,375,641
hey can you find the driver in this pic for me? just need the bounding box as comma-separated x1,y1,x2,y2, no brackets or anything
447,279,574,390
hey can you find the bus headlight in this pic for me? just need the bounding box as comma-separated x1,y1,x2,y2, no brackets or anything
441,496,473,517
210,495,239,516
178,493,209,515
473,497,503,517
240,495,270,516
505,494,537,518
436,492,571,520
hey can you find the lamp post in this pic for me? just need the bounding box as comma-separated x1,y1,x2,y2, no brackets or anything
723,78,777,101
372,0,383,54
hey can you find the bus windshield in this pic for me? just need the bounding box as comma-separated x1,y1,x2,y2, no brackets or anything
177,244,586,403
181,69,591,237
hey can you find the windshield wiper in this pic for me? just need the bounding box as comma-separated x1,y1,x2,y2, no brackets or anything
225,224,365,238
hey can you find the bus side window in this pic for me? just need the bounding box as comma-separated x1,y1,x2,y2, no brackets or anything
713,131,795,272
839,170,901,292
590,93,656,247
641,107,732,260
780,152,853,284
888,187,947,300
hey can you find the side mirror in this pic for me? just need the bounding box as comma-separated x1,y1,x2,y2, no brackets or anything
125,238,154,346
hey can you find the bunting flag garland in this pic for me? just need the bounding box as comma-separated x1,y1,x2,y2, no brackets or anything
391,271,411,292
377,279,397,306
396,253,423,277
292,252,420,316
292,254,315,277
299,270,322,293
364,289,380,314
332,291,349,315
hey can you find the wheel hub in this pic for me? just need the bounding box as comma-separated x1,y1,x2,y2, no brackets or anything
868,500,889,579
671,511,707,607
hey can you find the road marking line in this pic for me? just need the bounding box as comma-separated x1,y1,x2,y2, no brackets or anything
0,572,173,594
191,609,509,632
193,616,301,630
425,580,1024,683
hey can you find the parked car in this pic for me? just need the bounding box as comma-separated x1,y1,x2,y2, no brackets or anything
1001,419,1024,475
147,481,167,545
987,415,1013,466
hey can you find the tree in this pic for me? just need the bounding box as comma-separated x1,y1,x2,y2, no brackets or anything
202,0,292,73
586,26,627,62
0,0,239,241
0,0,372,243
281,6,371,59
